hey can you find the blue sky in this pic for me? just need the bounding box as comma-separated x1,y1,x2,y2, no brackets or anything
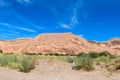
0,0,120,41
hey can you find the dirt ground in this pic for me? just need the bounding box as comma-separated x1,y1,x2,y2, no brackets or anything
0,60,120,80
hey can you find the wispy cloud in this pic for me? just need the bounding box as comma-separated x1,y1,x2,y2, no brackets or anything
0,29,20,34
0,0,11,7
0,33,20,39
9,9,45,30
0,32,19,39
19,27,36,32
59,23,72,29
69,0,81,27
77,34,84,37
32,25,45,30
60,0,82,29
0,23,36,32
17,0,33,5
4,33,19,37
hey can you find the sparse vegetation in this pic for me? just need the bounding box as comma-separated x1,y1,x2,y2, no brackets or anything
0,55,8,66
0,51,118,72
98,51,111,57
0,50,3,54
72,51,118,71
72,54,94,71
0,54,37,73
106,59,120,72
77,52,87,57
19,56,37,72
89,52,99,58
38,54,70,61
67,57,74,63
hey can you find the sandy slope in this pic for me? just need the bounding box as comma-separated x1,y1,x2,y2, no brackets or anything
0,33,120,55
0,60,120,80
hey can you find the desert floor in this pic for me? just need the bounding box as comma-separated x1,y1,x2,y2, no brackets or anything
0,59,120,80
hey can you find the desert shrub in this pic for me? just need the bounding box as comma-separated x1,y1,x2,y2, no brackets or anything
109,55,117,59
38,53,42,55
0,50,3,54
106,59,120,72
88,52,99,59
24,53,36,55
19,56,37,72
29,56,37,68
44,54,49,56
0,55,8,66
7,62,20,69
72,55,94,71
0,54,21,67
6,55,21,69
67,57,73,63
0,54,37,72
9,52,14,54
48,53,54,56
64,53,69,56
58,54,67,56
10,55,20,62
77,52,87,57
96,56,111,63
54,53,69,56
98,51,111,57
19,57,31,72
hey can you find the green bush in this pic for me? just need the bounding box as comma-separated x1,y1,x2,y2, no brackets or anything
48,53,54,56
96,56,111,62
0,54,20,67
72,55,94,71
19,56,36,73
77,52,99,59
10,55,20,63
77,52,87,57
7,62,20,69
67,57,73,63
0,50,3,54
109,55,117,59
0,54,37,73
0,55,8,66
98,51,111,57
88,52,99,59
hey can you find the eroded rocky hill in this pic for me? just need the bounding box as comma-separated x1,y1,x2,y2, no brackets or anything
0,33,120,55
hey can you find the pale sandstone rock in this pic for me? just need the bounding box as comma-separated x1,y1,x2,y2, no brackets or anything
0,33,120,55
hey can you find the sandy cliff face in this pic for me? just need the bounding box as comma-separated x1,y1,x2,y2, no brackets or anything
0,41,14,53
0,33,120,55
108,38,120,55
18,33,88,54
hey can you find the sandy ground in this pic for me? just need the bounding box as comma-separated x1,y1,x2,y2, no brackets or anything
0,60,120,80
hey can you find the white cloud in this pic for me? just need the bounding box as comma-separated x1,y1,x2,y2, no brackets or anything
0,23,36,32
32,25,45,30
19,27,36,32
59,0,82,29
70,0,83,26
59,23,72,29
77,34,84,37
70,15,78,26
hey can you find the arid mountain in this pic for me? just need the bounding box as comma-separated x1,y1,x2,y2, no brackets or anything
0,33,120,55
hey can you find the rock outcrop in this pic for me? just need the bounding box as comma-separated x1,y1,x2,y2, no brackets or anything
0,32,120,55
